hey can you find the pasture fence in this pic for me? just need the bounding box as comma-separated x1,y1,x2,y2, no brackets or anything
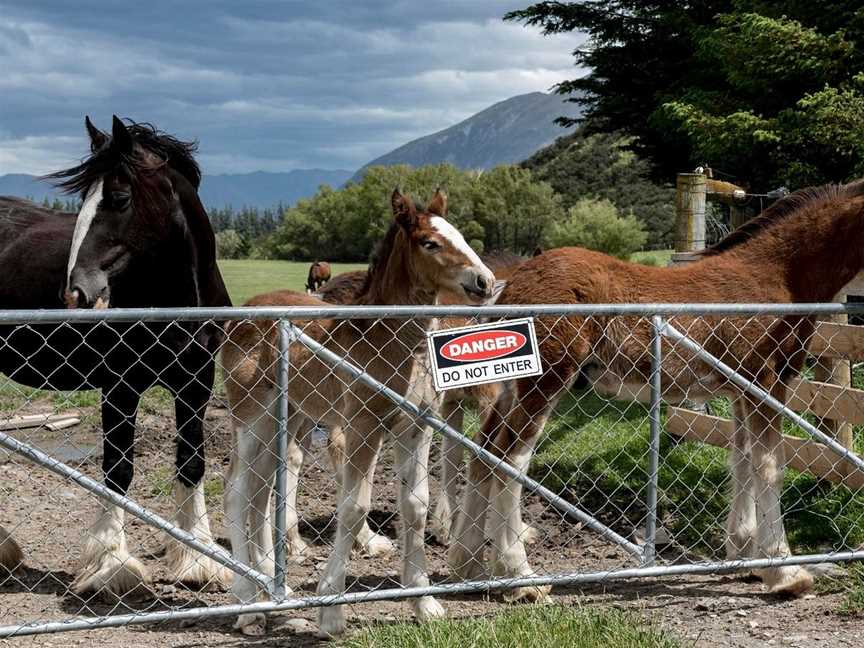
0,304,863,637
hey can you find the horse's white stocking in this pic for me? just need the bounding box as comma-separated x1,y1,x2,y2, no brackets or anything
487,430,548,603
318,421,384,638
394,416,445,621
431,400,464,544
747,400,813,595
725,400,757,561
448,464,492,580
73,502,150,596
0,525,23,571
284,423,311,557
329,424,394,557
164,480,231,589
225,400,276,636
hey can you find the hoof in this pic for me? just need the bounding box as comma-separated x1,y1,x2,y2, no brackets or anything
164,540,232,591
0,528,23,572
414,595,446,621
317,607,346,639
235,612,267,636
72,550,152,598
503,583,551,603
765,567,814,597
287,534,311,559
520,524,540,546
430,505,453,545
448,545,486,581
356,532,396,558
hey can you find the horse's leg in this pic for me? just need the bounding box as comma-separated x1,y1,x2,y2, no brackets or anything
393,408,446,621
0,525,23,571
164,364,230,590
328,423,394,557
73,387,150,596
317,416,384,638
744,390,813,595
282,419,311,558
224,391,281,636
726,398,757,562
486,372,571,603
430,397,463,544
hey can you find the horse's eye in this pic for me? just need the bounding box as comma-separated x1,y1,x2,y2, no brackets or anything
421,240,441,251
111,191,131,210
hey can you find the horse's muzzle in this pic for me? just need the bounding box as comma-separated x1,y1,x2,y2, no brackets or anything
66,269,110,309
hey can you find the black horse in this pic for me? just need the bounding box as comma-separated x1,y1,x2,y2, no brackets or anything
0,116,231,595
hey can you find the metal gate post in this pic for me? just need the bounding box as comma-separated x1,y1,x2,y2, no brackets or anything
272,319,292,598
643,315,664,566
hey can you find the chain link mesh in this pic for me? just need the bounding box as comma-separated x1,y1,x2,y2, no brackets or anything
1,307,863,637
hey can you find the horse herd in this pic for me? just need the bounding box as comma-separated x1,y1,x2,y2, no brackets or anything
2,116,863,637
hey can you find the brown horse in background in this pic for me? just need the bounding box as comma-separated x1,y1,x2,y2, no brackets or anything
450,181,864,603
305,260,331,293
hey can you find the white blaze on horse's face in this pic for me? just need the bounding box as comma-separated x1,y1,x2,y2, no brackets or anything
429,216,495,301
66,179,104,287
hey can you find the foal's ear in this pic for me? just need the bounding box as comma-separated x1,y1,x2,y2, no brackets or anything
391,188,417,229
111,115,133,155
84,116,108,152
427,188,447,216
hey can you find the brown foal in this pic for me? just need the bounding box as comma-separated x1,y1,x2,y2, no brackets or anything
221,189,495,637
450,182,864,602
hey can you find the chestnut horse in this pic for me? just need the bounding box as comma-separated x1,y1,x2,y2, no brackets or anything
315,251,533,544
305,261,331,293
450,182,864,602
221,189,494,636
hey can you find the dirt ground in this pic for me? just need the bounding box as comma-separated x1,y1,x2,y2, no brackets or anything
1,398,863,647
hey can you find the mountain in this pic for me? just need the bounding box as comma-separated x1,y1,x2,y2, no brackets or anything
0,169,353,210
350,92,582,182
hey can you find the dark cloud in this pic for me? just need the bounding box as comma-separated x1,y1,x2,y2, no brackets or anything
0,1,584,174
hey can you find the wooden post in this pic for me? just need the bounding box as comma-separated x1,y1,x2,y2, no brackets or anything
813,292,855,452
672,173,707,264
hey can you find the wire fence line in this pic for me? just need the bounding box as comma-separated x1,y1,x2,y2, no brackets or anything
0,303,863,638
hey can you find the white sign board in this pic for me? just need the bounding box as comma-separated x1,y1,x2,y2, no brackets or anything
426,317,543,392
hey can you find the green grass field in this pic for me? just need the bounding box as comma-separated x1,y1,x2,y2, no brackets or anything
218,259,368,305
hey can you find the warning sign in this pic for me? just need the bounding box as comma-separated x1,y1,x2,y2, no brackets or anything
426,318,543,391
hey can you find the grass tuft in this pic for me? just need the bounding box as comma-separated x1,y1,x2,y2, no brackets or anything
341,605,683,648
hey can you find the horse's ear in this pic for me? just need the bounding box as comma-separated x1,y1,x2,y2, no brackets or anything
533,246,544,257
111,115,133,154
84,116,107,152
391,188,417,229
427,188,447,216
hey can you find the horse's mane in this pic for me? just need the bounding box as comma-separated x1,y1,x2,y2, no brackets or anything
701,180,864,256
43,120,201,197
359,221,401,297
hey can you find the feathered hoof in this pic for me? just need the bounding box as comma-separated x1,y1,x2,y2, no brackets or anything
0,529,23,572
235,612,267,636
520,524,540,546
502,583,552,604
317,607,346,639
164,540,232,591
355,532,396,558
764,566,814,597
447,545,487,581
413,595,446,621
72,550,152,599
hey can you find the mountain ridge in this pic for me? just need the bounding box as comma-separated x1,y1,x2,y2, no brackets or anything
350,91,581,182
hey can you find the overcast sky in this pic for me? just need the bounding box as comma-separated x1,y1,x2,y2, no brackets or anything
0,1,584,176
